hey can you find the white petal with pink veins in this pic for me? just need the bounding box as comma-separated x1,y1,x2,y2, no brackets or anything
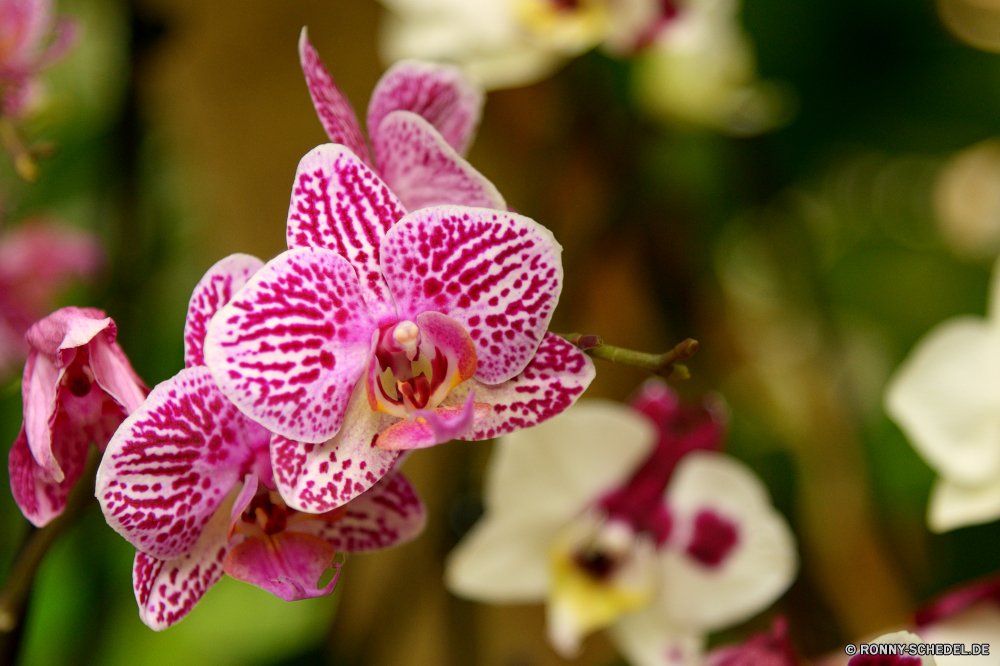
654,452,797,631
286,145,404,324
133,490,233,630
445,333,595,439
270,380,399,513
372,111,505,212
22,349,62,479
204,247,378,444
96,367,270,560
9,423,89,527
184,253,264,369
291,469,426,552
381,206,562,384
298,28,372,166
367,59,484,156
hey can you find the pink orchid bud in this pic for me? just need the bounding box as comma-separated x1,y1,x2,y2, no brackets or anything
8,306,146,526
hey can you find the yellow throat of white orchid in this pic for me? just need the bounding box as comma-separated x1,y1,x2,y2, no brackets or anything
511,0,614,55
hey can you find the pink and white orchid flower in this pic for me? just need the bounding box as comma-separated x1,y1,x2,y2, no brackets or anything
445,380,797,666
8,306,146,526
299,27,504,214
96,254,427,630
0,0,78,118
203,59,593,515
0,220,103,377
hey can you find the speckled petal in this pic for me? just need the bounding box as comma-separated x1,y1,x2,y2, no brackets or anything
444,333,593,439
298,27,372,165
372,111,506,212
290,468,426,552
96,367,270,560
367,59,484,156
203,247,377,444
382,206,562,384
271,379,400,513
184,253,264,368
133,495,232,631
286,144,404,324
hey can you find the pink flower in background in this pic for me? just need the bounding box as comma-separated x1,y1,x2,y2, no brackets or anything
8,306,146,526
0,221,103,377
300,27,505,213
704,617,800,666
845,632,936,666
96,254,426,630
445,380,797,666
0,0,78,118
202,55,594,515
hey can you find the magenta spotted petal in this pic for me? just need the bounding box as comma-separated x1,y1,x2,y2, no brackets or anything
204,247,378,444
291,468,426,552
97,367,270,560
367,59,484,157
286,145,404,323
9,421,86,526
445,333,595,440
372,111,505,212
133,503,231,631
376,393,490,451
184,253,264,369
298,27,372,166
381,206,563,384
271,381,399,513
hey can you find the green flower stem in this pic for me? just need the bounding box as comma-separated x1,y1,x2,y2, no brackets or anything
0,447,100,663
557,333,699,380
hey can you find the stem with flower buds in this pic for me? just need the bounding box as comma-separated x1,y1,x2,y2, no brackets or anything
557,333,699,380
0,447,100,665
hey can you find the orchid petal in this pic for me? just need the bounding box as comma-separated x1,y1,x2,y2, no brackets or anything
271,379,399,513
290,469,426,552
133,493,233,631
228,473,259,538
8,422,87,527
927,476,1000,533
885,316,1000,486
184,253,264,368
35,16,79,68
445,513,555,602
919,600,1000,664
88,334,147,414
483,400,654,522
846,632,936,666
0,222,102,311
372,111,506,212
96,367,270,560
608,616,706,666
445,333,595,439
298,27,372,165
381,206,562,383
655,452,797,630
24,306,111,363
367,59,484,156
286,144,403,324
224,532,340,602
22,349,61,479
375,393,490,450
204,247,377,444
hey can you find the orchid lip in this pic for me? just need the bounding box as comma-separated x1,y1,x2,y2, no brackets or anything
367,313,477,418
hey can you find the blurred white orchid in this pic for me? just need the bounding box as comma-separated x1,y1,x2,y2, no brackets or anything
378,0,789,134
885,260,1000,533
445,380,797,666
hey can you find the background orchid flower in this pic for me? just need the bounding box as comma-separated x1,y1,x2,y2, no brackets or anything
703,617,800,666
445,380,797,666
0,0,79,119
884,259,1000,533
378,0,677,90
95,253,427,630
0,220,103,377
8,306,146,527
845,631,938,666
300,27,505,213
203,138,594,516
